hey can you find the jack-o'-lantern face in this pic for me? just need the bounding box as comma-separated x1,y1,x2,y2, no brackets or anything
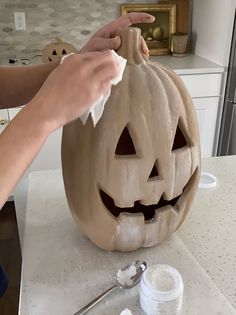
42,37,77,63
61,28,201,251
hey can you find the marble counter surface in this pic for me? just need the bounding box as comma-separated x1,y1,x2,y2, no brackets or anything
178,155,236,308
150,54,225,75
0,54,42,66
18,156,236,315
0,53,224,76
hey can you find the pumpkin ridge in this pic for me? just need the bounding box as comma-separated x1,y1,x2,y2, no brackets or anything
159,64,200,144
148,62,182,122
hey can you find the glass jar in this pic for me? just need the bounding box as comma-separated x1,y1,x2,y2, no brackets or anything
140,264,184,315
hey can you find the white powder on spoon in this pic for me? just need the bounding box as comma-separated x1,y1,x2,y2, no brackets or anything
116,264,137,286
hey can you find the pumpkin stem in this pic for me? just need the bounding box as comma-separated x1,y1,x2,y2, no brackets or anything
117,27,147,65
55,36,63,43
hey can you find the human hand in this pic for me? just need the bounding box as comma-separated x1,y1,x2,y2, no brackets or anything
80,12,155,55
28,51,118,133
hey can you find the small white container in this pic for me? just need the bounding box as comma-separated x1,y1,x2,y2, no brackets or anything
140,264,184,315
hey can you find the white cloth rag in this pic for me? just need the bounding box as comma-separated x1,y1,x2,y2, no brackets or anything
61,50,127,127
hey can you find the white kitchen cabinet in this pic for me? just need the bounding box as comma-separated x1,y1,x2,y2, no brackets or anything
1,108,29,202
192,98,219,157
8,107,62,171
0,108,9,133
151,54,225,157
8,107,22,120
180,73,222,98
179,73,222,157
30,128,62,171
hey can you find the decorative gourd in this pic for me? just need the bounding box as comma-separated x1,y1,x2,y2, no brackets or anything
61,27,201,252
42,37,77,63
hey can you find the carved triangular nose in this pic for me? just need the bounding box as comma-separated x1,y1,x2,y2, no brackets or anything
148,162,159,179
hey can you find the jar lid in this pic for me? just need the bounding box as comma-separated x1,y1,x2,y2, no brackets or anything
198,172,217,189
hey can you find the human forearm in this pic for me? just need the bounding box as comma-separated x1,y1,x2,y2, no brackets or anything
0,51,118,208
0,61,58,109
0,13,155,206
0,103,51,208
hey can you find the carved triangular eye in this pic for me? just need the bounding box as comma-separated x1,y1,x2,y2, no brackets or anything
172,122,188,151
52,50,57,55
115,126,136,155
148,163,159,178
62,49,67,55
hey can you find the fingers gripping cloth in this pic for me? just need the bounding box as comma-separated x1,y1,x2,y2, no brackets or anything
61,50,127,127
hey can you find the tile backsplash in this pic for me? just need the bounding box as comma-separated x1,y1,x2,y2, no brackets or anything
0,0,158,58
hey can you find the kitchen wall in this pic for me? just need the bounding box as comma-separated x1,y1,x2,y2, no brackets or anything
0,0,158,58
192,0,236,66
3,0,234,66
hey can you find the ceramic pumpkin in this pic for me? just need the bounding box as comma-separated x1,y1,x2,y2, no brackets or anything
61,27,201,252
42,36,77,63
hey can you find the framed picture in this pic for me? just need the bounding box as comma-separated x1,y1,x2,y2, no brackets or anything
121,4,176,55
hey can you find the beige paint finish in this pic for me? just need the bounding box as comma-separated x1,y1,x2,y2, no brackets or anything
61,27,201,251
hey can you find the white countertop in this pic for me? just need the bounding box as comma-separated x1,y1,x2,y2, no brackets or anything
150,54,225,75
18,156,236,315
1,53,225,75
178,155,236,308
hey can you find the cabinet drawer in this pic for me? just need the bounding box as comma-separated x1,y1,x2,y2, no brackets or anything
180,73,222,98
0,109,9,133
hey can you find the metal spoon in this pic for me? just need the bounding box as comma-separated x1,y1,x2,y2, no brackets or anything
73,260,147,315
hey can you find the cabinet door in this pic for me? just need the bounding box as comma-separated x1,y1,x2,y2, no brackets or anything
6,108,29,200
0,109,9,133
8,107,62,171
193,97,219,157
30,128,62,171
8,107,22,120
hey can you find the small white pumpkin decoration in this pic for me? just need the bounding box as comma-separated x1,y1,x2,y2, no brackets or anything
61,27,201,252
42,36,77,63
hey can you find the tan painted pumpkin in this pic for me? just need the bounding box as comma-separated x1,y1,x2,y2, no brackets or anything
61,27,201,252
42,36,77,63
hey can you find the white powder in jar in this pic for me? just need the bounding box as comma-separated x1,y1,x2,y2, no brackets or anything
120,308,133,315
146,268,175,291
140,264,184,315
116,264,137,286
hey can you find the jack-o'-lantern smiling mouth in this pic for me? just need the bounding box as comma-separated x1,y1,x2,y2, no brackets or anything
100,189,180,221
99,169,197,222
